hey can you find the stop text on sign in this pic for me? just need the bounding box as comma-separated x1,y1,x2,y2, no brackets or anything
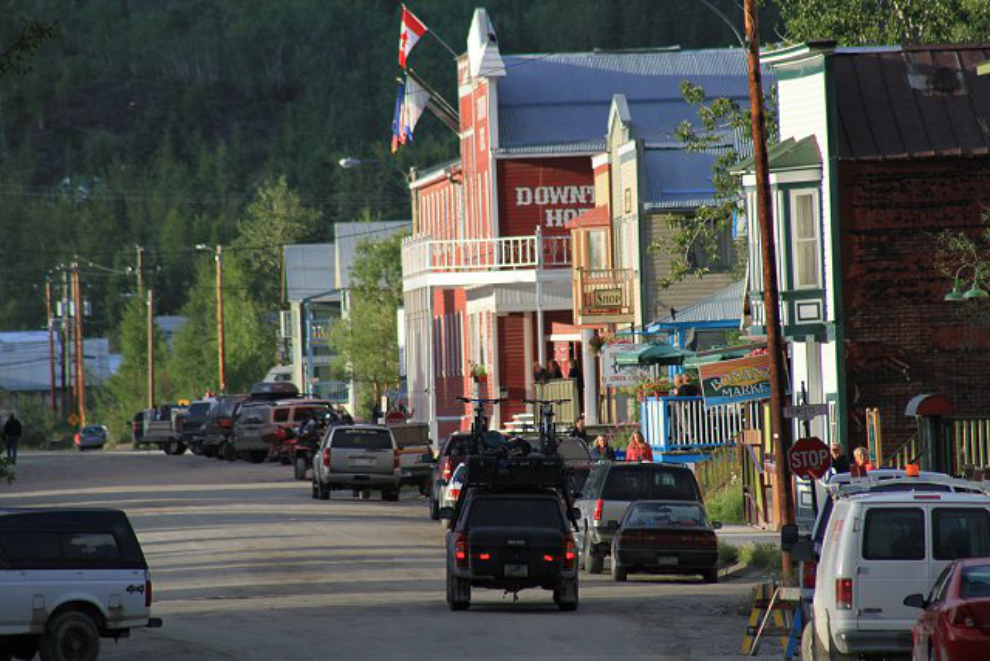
788,436,832,480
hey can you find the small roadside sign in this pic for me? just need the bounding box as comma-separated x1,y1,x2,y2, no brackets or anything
788,436,831,480
67,413,80,427
783,404,829,421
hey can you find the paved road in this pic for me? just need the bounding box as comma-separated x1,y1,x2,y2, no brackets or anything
2,452,782,660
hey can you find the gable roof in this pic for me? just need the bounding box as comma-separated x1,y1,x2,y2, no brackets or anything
333,221,410,290
649,279,746,329
833,45,990,160
496,49,756,154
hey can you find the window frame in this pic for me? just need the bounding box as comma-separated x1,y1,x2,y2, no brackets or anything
932,507,990,561
862,507,926,561
788,188,822,290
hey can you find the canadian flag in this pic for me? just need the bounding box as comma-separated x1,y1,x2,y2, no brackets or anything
398,5,428,69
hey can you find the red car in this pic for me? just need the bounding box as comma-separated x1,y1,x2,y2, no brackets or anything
906,558,990,661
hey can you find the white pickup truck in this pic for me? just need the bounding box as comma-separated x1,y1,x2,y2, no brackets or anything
0,508,162,661
311,424,432,501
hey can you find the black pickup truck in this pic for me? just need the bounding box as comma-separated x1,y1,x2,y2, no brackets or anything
441,455,579,611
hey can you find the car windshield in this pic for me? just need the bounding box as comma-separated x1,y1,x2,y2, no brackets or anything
332,429,392,450
601,467,699,501
468,499,562,529
625,503,707,528
961,565,990,598
82,426,102,434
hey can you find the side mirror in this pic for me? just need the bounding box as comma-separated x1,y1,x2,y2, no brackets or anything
903,593,927,609
571,507,582,521
438,507,454,521
780,523,800,551
711,521,723,530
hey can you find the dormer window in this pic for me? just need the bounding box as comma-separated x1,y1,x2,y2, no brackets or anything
791,189,821,289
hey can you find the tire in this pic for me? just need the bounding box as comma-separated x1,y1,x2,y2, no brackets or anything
418,481,430,497
313,477,330,501
446,564,471,611
249,451,267,464
429,496,440,521
583,529,603,574
381,490,400,502
294,456,308,481
39,611,100,661
611,557,628,582
361,490,371,500
801,620,855,661
173,442,187,456
191,443,203,456
702,567,719,583
222,443,236,462
279,455,291,466
554,578,579,611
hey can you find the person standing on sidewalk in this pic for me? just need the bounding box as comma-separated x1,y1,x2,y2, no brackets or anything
624,430,653,462
4,412,22,465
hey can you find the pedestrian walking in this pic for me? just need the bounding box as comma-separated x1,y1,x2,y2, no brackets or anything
568,357,584,413
4,412,22,465
624,430,653,462
590,434,616,461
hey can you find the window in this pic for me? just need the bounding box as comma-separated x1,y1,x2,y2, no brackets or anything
0,531,119,564
587,230,607,270
863,508,925,560
933,508,990,560
331,429,392,450
273,408,290,423
468,499,563,529
601,467,700,501
625,503,708,528
791,190,820,289
62,533,119,561
0,531,61,562
961,564,990,598
687,219,735,273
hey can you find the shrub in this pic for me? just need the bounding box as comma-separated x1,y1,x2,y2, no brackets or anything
705,482,745,524
718,542,739,567
739,543,782,573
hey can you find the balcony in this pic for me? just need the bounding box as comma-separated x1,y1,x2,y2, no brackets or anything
402,233,571,289
573,267,636,325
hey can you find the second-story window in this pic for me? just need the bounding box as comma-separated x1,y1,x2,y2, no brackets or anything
791,190,821,289
587,229,607,270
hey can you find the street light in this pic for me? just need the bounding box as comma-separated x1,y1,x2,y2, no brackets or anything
196,244,226,393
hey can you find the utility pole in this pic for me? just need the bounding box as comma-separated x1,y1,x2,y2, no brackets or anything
744,0,794,565
72,263,87,427
147,288,155,409
135,245,145,297
45,278,57,415
61,269,70,415
214,246,226,394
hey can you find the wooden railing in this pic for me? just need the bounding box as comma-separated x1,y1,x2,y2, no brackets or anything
641,396,763,451
880,434,919,469
402,233,571,277
952,417,990,473
574,267,636,325
694,445,739,496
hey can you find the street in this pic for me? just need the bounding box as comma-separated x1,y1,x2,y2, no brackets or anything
3,451,777,661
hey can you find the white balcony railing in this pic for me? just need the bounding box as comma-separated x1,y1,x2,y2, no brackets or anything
402,231,571,277
641,396,763,451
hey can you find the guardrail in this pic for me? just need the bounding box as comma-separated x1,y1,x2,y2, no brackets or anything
402,232,571,277
641,396,763,451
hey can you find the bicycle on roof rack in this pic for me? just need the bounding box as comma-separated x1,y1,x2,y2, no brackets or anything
455,395,506,454
522,398,569,457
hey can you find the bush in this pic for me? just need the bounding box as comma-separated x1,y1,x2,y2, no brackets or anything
1,395,74,448
739,543,783,573
718,542,739,567
705,482,745,524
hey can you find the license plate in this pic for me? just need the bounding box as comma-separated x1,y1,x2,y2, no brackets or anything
656,555,678,566
351,458,376,467
504,564,528,578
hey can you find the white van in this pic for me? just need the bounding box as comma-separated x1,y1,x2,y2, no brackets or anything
806,491,990,659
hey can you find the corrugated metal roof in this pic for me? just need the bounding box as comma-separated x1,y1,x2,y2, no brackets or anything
333,221,410,290
834,46,990,160
0,333,114,391
284,244,335,302
649,279,746,328
642,146,725,210
498,49,758,150
493,139,606,156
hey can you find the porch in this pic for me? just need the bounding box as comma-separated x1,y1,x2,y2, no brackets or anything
640,395,763,452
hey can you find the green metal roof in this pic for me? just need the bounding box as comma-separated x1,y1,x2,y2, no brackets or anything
614,343,693,367
731,135,822,175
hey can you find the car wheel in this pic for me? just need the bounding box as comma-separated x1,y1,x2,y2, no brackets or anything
802,622,855,661
39,610,100,661
611,557,628,582
446,564,471,611
381,490,400,502
294,456,308,481
429,496,440,521
702,567,719,584
418,481,430,497
583,529,603,574
554,578,579,611
311,477,320,500
361,490,371,500
191,443,203,456
222,443,236,462
174,442,187,456
314,477,330,501
249,451,267,464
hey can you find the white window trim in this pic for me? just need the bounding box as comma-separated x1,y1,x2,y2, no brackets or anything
789,188,822,290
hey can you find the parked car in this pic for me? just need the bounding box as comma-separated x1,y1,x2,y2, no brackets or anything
139,404,188,456
439,463,469,526
573,462,703,574
804,491,990,660
608,500,721,583
75,425,108,451
232,399,330,464
179,399,214,454
311,424,432,501
131,411,145,444
440,455,579,611
200,395,247,460
0,508,162,661
905,558,990,661
428,433,476,520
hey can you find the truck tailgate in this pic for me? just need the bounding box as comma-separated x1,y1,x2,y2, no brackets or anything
468,527,565,579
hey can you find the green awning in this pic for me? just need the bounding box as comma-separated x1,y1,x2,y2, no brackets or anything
614,343,693,367
683,347,753,369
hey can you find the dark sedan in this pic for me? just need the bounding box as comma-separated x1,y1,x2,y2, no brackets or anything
609,500,720,583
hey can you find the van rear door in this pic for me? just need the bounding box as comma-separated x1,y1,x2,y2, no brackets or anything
855,506,929,632
929,505,990,583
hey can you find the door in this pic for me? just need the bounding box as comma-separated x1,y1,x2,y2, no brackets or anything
929,506,990,579
855,506,930,632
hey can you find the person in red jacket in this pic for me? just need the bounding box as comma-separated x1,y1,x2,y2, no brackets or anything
624,430,653,462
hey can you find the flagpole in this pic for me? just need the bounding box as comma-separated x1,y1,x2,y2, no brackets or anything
428,30,459,59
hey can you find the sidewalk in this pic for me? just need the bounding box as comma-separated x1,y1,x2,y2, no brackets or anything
718,523,778,548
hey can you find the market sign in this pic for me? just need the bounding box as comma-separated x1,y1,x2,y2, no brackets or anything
698,354,771,406
600,343,651,388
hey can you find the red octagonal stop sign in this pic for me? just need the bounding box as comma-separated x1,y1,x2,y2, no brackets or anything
788,436,832,480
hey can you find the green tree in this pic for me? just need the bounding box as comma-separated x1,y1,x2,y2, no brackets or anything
328,232,405,419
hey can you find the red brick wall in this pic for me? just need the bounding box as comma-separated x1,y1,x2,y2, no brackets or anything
839,158,990,456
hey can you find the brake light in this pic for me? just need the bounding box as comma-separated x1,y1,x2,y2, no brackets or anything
564,536,577,570
543,554,555,562
454,533,469,568
914,494,941,500
950,605,976,629
479,552,491,561
593,498,604,522
322,448,330,468
219,419,232,429
145,576,152,608
442,457,454,482
449,486,461,500
836,578,853,610
802,561,817,589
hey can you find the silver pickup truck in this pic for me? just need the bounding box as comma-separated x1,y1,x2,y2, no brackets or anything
137,405,188,455
311,424,432,501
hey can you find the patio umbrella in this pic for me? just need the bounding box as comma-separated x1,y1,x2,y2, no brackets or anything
613,343,693,367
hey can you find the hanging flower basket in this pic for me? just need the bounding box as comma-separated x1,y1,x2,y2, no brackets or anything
470,363,488,383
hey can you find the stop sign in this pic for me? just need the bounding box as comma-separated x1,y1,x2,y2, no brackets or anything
788,436,832,479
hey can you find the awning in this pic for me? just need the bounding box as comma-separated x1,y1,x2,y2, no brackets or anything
683,346,757,369
614,343,693,367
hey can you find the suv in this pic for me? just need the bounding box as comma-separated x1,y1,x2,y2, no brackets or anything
805,491,990,659
200,395,247,460
233,399,330,463
312,424,432,501
0,508,162,661
574,462,702,573
180,399,214,454
441,455,579,611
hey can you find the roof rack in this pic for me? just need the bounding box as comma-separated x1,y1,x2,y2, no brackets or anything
827,470,990,498
465,454,567,491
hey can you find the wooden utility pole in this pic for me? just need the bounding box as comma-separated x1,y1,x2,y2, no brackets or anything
215,245,226,394
61,269,70,414
72,264,87,427
135,245,145,297
147,288,155,409
45,278,57,415
744,0,794,552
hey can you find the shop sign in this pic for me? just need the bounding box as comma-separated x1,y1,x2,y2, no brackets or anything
698,354,772,406
592,288,623,310
600,343,650,388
